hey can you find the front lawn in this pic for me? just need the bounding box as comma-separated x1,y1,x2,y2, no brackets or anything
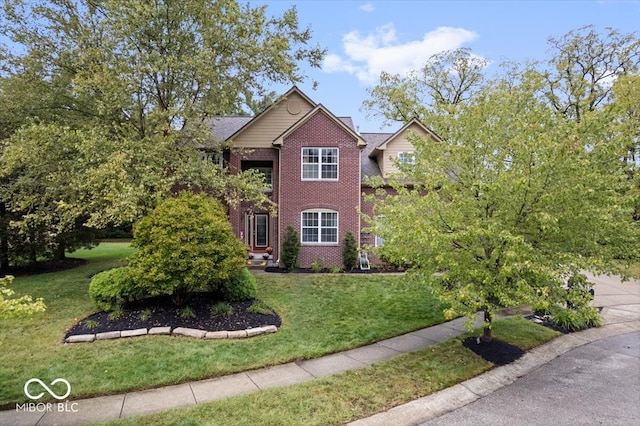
0,243,447,408
102,317,560,426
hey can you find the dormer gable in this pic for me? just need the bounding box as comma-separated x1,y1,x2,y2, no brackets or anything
369,118,440,177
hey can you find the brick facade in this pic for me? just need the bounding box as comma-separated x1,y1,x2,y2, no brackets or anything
279,110,362,268
213,87,437,269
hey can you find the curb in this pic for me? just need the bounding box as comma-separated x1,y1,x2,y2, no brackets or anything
348,319,640,426
64,325,277,344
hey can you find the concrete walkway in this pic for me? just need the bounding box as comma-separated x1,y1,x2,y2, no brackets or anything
2,274,639,426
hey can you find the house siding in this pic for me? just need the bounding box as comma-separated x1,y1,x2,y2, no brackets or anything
379,123,430,176
232,91,314,149
279,110,362,268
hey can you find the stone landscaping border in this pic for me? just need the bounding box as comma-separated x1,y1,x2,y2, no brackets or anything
64,325,277,344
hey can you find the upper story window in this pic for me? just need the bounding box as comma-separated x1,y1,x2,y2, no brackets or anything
397,152,416,164
241,161,273,192
201,152,224,168
301,210,338,244
302,148,338,180
255,166,273,191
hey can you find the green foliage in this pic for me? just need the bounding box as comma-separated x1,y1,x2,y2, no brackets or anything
218,267,257,302
179,306,196,319
247,300,274,315
549,304,602,332
83,319,99,330
107,307,124,321
139,309,153,322
128,192,246,305
210,302,233,317
0,275,46,319
0,0,324,265
0,124,102,266
281,225,301,270
547,273,603,331
342,231,358,271
311,258,325,273
330,266,343,274
365,29,640,341
88,267,140,312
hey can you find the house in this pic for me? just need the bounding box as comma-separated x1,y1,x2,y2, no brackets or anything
208,87,440,268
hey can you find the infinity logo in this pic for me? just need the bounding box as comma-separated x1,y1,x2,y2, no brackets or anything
24,378,71,400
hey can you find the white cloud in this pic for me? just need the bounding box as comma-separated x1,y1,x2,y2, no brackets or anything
360,3,375,12
323,24,479,84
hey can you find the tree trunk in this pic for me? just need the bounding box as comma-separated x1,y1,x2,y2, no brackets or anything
0,202,9,269
56,241,66,260
481,309,493,342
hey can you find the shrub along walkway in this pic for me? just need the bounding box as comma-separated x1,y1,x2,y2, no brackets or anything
2,273,638,426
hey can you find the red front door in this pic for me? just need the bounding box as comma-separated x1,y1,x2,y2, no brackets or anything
246,214,269,250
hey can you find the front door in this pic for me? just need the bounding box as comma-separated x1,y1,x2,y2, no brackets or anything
246,213,269,250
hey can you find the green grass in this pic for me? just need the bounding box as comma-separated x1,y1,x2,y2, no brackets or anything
99,317,560,426
627,262,640,278
0,243,447,408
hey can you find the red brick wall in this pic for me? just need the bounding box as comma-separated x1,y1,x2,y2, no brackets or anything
227,148,279,258
279,110,362,268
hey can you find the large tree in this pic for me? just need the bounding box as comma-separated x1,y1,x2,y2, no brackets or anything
540,25,639,123
0,0,324,266
364,27,639,341
362,48,489,127
368,73,638,341
1,0,324,138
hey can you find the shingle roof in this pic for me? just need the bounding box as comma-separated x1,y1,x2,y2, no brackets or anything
337,117,355,132
360,132,393,181
208,116,253,141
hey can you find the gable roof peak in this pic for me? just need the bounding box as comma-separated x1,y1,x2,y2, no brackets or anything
273,103,366,148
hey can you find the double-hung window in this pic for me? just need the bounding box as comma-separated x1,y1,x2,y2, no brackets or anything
302,148,338,180
301,210,338,244
397,152,415,164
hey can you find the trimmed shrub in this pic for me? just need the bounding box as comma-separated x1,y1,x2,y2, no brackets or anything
218,267,257,302
281,225,300,270
128,192,246,305
342,231,358,271
89,267,139,312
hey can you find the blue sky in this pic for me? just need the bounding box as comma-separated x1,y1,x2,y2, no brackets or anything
251,0,640,132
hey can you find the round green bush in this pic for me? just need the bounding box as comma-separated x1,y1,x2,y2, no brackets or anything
89,267,139,312
219,267,257,302
128,192,247,305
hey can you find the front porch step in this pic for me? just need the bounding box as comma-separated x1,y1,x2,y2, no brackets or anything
246,257,276,269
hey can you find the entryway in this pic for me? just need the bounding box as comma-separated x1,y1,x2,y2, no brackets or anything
245,213,269,251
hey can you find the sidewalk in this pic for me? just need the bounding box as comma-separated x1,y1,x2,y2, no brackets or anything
2,274,639,426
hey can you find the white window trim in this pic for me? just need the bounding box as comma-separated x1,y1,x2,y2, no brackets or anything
374,215,386,247
397,151,415,164
201,151,224,168
300,209,339,245
301,147,339,181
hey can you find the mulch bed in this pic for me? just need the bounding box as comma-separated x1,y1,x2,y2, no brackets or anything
65,294,281,338
462,337,526,366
